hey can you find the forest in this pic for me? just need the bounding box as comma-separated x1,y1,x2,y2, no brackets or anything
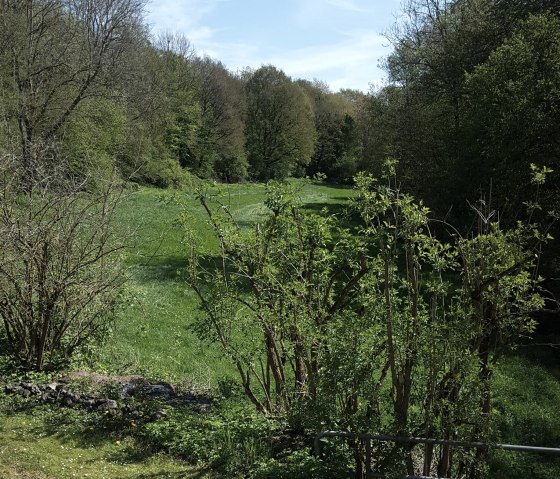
1,0,560,478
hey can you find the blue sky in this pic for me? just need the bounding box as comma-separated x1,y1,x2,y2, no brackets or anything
146,0,402,92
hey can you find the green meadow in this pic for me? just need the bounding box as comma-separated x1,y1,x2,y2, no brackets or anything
98,181,355,383
2,181,560,478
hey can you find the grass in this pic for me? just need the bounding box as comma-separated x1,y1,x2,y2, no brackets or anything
3,179,560,478
0,180,355,478
0,179,356,478
489,346,560,478
96,180,355,384
0,395,214,479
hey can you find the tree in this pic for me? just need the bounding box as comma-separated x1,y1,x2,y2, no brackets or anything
353,163,548,478
299,80,361,183
185,162,550,478
0,0,146,182
107,31,199,188
60,98,128,183
463,13,560,216
245,66,316,180
192,57,247,182
186,181,370,414
382,0,560,220
0,155,127,371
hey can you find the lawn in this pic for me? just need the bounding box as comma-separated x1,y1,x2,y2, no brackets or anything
0,180,355,478
97,180,355,384
0,396,214,479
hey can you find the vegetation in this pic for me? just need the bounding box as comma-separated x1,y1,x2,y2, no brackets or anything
186,162,553,477
0,391,211,478
1,0,560,477
0,156,127,372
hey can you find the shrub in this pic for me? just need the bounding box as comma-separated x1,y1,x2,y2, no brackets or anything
0,156,128,371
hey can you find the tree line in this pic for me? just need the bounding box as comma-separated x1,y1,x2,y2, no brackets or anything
2,0,559,225
375,0,560,225
2,0,560,369
0,0,364,187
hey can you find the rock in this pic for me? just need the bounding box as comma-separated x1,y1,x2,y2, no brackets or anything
29,384,41,395
153,409,168,420
19,382,41,394
3,377,213,424
19,388,31,398
68,391,81,402
97,399,118,411
4,384,17,393
120,382,137,398
143,382,176,399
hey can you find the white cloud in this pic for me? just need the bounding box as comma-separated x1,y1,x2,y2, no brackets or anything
198,41,259,69
266,32,389,91
146,0,224,35
145,0,393,92
188,26,215,43
295,0,387,28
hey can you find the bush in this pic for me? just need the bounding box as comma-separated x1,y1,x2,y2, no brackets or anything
139,401,274,476
252,450,337,479
213,153,248,183
0,156,128,371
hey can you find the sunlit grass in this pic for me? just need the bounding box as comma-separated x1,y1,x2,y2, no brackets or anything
96,181,355,384
0,398,213,478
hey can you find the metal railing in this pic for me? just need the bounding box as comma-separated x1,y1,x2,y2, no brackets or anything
314,431,560,479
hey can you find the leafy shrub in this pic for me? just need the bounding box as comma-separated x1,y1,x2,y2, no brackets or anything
252,450,341,479
213,153,248,183
139,402,274,476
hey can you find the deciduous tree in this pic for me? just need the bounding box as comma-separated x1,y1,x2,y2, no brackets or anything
245,66,316,180
0,154,127,371
0,0,146,182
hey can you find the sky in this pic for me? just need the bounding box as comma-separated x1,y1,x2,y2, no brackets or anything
145,0,403,93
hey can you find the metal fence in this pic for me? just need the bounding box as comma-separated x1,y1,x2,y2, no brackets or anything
313,431,560,479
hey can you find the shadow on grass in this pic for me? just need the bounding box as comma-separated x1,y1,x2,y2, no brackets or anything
129,256,188,283
129,253,239,287
512,330,560,373
30,405,208,476
38,406,127,447
0,393,46,416
299,180,355,192
135,469,214,479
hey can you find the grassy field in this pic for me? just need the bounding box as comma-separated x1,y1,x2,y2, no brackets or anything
96,180,355,384
0,179,352,479
0,395,216,479
2,180,560,478
0,180,355,479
